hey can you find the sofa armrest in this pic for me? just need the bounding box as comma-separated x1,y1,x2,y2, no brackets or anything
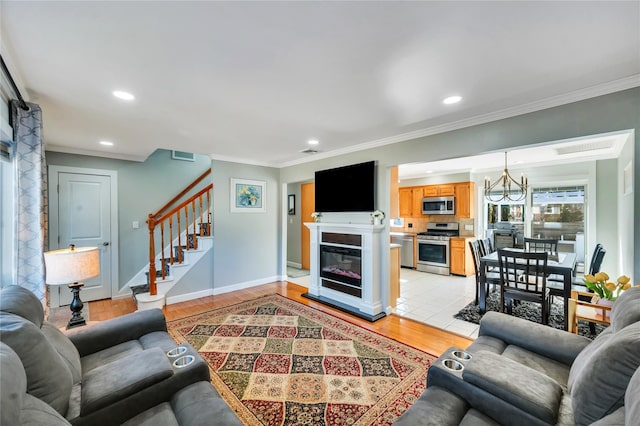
462,351,563,425
80,347,173,416
478,311,591,365
66,309,168,357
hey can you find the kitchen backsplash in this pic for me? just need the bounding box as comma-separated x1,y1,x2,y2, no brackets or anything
390,216,475,237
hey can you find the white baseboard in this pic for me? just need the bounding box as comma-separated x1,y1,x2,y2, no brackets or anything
166,288,214,305
212,275,283,295
287,261,302,269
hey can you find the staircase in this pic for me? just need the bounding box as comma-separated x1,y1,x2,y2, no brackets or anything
126,169,213,310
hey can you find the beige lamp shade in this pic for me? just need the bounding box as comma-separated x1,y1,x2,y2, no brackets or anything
44,246,100,285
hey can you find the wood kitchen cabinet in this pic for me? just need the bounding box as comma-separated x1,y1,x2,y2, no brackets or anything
399,187,425,218
424,184,455,197
450,237,475,276
455,182,475,219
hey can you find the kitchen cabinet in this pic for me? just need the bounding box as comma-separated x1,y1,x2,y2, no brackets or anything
455,182,475,219
424,184,455,197
399,187,425,218
450,237,475,276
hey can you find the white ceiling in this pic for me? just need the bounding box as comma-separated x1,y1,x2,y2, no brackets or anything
1,1,639,166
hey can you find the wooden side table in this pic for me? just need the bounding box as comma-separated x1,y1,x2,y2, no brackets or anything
568,290,612,334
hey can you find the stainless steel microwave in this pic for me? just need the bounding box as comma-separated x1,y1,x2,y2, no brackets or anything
422,196,455,215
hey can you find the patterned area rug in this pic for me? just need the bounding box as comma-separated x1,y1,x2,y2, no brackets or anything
167,294,435,425
453,291,605,338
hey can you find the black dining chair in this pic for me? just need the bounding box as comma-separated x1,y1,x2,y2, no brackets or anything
469,240,500,305
497,249,550,325
478,238,494,256
524,237,559,253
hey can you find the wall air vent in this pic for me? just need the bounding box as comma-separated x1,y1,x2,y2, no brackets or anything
299,148,320,154
554,140,614,155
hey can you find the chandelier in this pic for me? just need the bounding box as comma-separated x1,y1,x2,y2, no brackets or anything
484,152,528,202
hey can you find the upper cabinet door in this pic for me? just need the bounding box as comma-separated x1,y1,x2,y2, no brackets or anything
455,182,475,218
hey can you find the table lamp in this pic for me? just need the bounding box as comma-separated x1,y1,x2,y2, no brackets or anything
44,245,100,329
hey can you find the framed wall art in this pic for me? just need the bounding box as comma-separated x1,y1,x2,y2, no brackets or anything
230,178,266,213
288,194,295,215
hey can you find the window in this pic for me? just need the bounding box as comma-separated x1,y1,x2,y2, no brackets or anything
1,99,15,288
531,186,585,242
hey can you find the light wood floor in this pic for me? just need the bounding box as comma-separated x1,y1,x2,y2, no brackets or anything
85,281,472,356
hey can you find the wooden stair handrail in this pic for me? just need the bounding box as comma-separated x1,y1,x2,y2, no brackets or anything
146,170,213,297
155,184,212,224
151,169,211,219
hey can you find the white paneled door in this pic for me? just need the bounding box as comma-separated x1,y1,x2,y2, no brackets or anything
49,168,117,306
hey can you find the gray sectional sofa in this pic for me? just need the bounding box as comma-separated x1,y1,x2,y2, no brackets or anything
0,285,242,426
396,286,640,425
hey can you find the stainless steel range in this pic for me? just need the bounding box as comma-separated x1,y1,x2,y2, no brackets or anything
416,222,459,275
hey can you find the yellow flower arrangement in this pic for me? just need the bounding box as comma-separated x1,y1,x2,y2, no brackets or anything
583,272,632,301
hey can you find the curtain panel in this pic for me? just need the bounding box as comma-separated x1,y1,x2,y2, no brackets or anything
11,101,48,302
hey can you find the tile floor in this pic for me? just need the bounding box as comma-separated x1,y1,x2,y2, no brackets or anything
394,268,479,338
287,267,479,339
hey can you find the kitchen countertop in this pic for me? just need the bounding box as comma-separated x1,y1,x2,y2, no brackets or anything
390,231,419,236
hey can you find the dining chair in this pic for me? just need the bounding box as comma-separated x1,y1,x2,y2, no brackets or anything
478,238,494,256
524,237,559,253
469,240,500,305
497,249,550,325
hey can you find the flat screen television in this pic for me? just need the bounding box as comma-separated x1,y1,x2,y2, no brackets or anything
314,161,375,212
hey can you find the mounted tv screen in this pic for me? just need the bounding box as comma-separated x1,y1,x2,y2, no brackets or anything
314,161,375,212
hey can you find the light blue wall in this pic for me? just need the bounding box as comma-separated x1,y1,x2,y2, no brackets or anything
211,160,281,289
46,149,212,288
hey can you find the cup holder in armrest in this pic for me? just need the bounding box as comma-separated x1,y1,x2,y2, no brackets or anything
173,355,195,368
167,346,188,357
451,350,472,361
442,359,464,372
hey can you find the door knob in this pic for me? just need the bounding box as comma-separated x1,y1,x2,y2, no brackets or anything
103,242,110,246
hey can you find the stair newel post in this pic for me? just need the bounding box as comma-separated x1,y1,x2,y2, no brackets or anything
147,214,157,296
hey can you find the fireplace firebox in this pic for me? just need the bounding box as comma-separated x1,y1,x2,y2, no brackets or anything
320,245,362,297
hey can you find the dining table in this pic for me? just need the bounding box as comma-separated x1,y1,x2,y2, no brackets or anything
479,248,577,330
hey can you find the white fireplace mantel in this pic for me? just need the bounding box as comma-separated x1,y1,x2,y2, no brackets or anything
303,222,386,321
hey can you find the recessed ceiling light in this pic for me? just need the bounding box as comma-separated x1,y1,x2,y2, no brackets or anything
113,91,135,101
308,139,319,145
443,95,462,105
425,170,433,174
99,140,114,146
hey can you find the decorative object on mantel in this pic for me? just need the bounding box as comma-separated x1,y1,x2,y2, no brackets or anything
583,272,632,301
167,294,436,426
311,211,322,222
371,209,385,225
484,151,528,202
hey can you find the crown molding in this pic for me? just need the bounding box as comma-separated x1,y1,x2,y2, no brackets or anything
277,75,640,169
45,144,147,162
207,152,276,167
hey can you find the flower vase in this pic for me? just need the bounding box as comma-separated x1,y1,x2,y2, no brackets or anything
374,217,381,225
